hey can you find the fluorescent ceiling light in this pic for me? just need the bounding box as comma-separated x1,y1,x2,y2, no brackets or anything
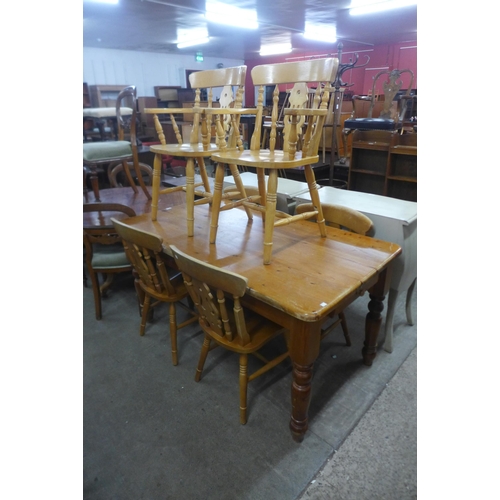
205,1,258,29
84,0,119,4
177,37,210,49
259,43,292,56
349,0,417,15
303,23,337,43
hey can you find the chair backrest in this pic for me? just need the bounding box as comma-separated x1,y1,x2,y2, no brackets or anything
148,66,246,149
83,203,137,260
295,202,373,235
116,85,138,143
249,58,339,159
169,245,254,345
352,69,414,122
111,218,179,297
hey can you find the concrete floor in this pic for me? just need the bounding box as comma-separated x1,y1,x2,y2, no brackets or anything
83,269,417,499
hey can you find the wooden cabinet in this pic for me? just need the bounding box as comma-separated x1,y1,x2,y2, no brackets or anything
386,133,417,201
348,130,416,201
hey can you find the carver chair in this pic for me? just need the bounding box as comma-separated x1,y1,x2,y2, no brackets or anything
111,219,199,366
143,65,248,236
295,202,373,345
83,203,137,320
170,245,290,425
83,85,151,202
341,69,415,158
208,57,339,264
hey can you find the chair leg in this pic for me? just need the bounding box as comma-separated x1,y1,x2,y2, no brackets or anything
169,302,178,366
195,335,211,382
239,353,249,425
304,164,326,238
339,312,352,346
263,169,278,265
229,164,253,220
99,273,114,296
121,159,138,194
89,164,101,202
209,163,226,244
185,158,196,237
140,295,151,336
131,152,152,200
89,270,103,320
151,153,162,221
196,157,212,193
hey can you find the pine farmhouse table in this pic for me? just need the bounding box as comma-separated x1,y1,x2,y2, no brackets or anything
120,202,401,442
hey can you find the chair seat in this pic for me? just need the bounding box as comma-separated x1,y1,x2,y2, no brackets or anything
212,149,319,169
149,143,220,158
344,117,398,131
83,141,132,162
91,243,130,269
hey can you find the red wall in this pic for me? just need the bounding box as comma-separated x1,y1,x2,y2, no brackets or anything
243,41,417,107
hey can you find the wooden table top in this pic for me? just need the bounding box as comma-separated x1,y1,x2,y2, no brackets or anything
83,187,185,229
123,203,401,323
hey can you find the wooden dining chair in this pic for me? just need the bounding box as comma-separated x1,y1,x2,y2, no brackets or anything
295,202,374,345
111,219,199,366
83,203,137,320
83,85,151,202
208,57,339,264
170,245,290,424
143,65,248,236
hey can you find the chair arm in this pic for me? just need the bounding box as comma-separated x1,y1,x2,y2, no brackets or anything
144,107,196,115
197,107,259,115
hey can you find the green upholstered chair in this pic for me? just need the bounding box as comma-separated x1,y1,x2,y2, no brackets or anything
83,203,137,320
83,86,151,202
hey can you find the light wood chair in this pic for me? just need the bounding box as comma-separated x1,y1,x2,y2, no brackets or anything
83,203,137,320
83,85,151,202
208,58,339,264
111,219,199,366
143,65,248,236
170,245,290,424
295,202,373,345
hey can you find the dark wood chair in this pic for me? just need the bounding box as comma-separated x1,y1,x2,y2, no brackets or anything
208,57,339,264
295,202,373,345
341,69,415,157
170,245,290,424
83,85,151,202
111,218,198,366
83,203,137,320
108,161,153,188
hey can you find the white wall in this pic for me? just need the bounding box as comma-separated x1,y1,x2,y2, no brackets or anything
83,47,244,97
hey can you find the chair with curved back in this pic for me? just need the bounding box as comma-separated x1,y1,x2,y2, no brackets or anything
295,202,373,345
341,69,415,157
170,245,289,424
83,203,137,320
111,218,199,366
108,161,153,188
143,66,249,236
208,57,339,265
83,85,151,202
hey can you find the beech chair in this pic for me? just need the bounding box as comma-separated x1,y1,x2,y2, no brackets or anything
111,219,199,366
170,245,290,424
83,85,151,202
341,69,415,157
208,57,339,264
143,65,248,236
295,202,373,345
83,203,137,320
